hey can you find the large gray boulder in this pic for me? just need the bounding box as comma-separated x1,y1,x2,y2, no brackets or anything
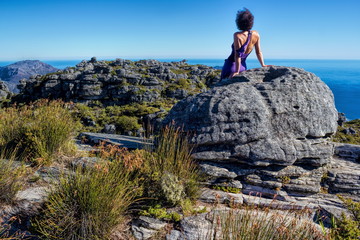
163,67,338,167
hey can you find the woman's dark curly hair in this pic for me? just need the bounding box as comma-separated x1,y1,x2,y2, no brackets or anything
236,8,254,31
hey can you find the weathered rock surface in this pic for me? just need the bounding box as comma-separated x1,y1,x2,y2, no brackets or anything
0,80,10,99
164,67,338,167
163,67,344,196
79,132,152,149
334,142,360,161
131,216,168,240
15,58,220,107
0,186,48,237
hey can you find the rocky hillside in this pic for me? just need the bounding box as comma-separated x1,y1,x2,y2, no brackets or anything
0,60,58,92
16,57,221,105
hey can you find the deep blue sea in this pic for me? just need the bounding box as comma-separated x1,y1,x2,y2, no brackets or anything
1,59,359,120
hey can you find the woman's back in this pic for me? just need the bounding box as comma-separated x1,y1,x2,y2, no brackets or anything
234,30,260,55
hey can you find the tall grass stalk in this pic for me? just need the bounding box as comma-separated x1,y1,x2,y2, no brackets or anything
0,99,80,165
142,125,200,205
32,159,140,240
0,150,26,204
210,208,329,240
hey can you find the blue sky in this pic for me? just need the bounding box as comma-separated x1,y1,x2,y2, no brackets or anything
0,0,359,60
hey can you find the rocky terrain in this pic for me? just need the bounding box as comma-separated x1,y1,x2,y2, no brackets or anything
1,64,359,239
160,66,360,238
16,57,221,106
0,60,58,92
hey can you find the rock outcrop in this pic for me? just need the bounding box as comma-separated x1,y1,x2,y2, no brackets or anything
0,80,10,99
0,60,58,92
164,67,338,166
15,58,220,106
164,66,342,196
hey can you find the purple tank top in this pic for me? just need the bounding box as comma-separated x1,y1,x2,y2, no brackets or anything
220,31,252,80
227,31,252,67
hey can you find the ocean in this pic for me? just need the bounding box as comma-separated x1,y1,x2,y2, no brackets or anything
1,59,359,120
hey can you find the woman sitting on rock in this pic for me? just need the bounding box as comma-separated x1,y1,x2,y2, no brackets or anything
221,8,269,79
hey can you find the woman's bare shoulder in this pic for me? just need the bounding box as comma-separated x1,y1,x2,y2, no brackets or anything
251,30,260,37
233,31,243,37
234,30,259,36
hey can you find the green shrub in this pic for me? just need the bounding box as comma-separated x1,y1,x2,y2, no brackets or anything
211,185,241,194
32,159,140,240
142,125,200,206
180,198,207,217
178,78,190,88
0,151,26,204
211,208,328,240
330,196,360,239
0,100,80,165
171,69,191,75
332,119,360,145
160,172,185,205
140,205,181,222
114,115,141,133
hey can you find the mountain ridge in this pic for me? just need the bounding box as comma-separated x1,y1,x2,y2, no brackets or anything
0,60,58,92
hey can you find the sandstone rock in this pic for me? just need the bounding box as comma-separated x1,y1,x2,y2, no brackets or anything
0,80,10,99
334,143,360,161
199,188,243,205
164,67,338,167
103,124,116,134
178,213,213,240
15,58,220,109
131,216,167,240
327,157,360,195
70,157,100,169
337,112,346,126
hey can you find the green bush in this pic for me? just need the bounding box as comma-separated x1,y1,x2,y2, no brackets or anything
160,172,185,205
32,159,140,239
332,119,360,145
331,196,360,240
140,204,181,222
114,115,141,133
141,125,200,206
0,100,80,165
211,185,241,194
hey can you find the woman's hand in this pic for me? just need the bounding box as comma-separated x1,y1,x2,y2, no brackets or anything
229,72,240,78
261,64,272,67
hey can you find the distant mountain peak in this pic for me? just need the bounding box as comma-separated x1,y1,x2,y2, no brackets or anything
0,60,58,93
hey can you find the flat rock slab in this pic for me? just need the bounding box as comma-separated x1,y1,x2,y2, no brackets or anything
334,142,360,161
79,132,153,149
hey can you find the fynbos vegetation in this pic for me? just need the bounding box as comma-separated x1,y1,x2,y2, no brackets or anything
0,100,80,165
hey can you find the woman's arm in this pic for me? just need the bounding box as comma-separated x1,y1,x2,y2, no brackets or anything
230,33,242,78
255,33,268,67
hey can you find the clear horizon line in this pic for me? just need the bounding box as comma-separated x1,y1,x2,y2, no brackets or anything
1,57,360,62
